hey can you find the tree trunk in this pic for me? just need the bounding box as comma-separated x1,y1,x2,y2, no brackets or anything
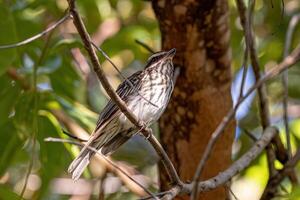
152,1,234,199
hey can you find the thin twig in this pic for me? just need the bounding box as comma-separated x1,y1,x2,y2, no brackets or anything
135,39,155,53
282,14,300,158
139,191,172,200
0,14,70,49
279,184,289,194
91,42,158,108
98,169,107,200
243,129,258,142
44,137,158,200
66,0,182,186
19,30,54,199
236,0,249,100
261,147,300,199
248,0,277,178
62,129,87,142
226,183,239,200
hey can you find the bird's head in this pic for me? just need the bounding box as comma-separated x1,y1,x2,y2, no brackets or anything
145,48,176,69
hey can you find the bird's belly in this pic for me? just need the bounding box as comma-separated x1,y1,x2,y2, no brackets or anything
119,81,172,129
135,85,171,124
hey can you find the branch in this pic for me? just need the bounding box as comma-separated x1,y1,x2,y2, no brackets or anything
20,31,54,199
243,129,258,142
0,13,70,49
192,127,277,192
235,0,249,100
135,39,155,53
261,147,300,199
145,127,278,200
282,13,300,158
245,0,277,178
98,170,107,200
191,42,300,198
66,0,182,186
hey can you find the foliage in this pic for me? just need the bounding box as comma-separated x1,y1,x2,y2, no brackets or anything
0,0,299,199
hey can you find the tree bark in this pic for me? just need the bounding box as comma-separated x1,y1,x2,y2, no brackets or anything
152,1,234,199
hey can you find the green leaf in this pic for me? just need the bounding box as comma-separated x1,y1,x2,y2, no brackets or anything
49,57,86,102
35,111,71,198
0,121,22,176
0,3,17,75
0,185,23,200
289,185,300,200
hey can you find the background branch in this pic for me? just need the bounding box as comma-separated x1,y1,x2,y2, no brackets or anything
134,39,155,53
191,42,300,198
243,0,277,178
261,147,300,199
158,127,279,199
282,13,300,158
20,30,54,199
0,14,70,49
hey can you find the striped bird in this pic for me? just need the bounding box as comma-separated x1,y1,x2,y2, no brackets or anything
68,48,176,180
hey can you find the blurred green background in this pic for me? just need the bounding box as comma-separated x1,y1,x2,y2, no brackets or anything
0,0,300,199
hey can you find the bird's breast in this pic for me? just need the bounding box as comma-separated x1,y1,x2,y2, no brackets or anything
127,75,173,125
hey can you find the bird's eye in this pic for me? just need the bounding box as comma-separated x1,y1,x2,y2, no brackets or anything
146,52,166,67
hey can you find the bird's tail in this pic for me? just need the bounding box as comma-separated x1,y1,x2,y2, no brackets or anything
68,148,93,180
68,122,131,180
68,121,110,180
67,133,126,180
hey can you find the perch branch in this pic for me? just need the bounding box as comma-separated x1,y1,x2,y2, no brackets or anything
66,0,182,186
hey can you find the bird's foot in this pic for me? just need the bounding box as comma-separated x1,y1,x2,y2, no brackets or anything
138,122,152,140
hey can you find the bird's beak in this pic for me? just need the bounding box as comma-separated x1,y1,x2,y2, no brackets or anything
166,48,176,58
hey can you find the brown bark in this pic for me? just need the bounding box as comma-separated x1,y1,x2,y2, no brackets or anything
152,1,234,199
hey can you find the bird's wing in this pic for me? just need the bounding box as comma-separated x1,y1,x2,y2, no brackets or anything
68,70,144,179
94,70,143,131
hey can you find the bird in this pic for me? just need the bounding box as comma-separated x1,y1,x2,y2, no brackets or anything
68,48,176,180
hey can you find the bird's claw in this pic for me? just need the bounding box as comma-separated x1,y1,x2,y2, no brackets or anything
138,122,152,140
